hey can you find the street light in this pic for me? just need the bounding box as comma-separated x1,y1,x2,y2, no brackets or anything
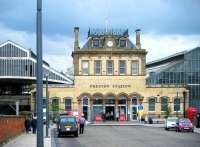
183,91,187,118
36,0,43,147
45,74,49,138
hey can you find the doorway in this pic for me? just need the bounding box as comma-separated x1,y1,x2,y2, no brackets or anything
105,106,115,120
83,106,88,120
132,106,137,120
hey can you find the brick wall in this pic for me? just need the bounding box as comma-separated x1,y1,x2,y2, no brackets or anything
0,116,25,144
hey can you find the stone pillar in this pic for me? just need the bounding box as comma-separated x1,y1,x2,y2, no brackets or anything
103,98,106,114
89,99,93,122
127,99,131,121
16,101,19,116
115,99,118,120
78,98,82,113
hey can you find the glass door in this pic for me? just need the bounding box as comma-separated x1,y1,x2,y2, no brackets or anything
132,106,137,120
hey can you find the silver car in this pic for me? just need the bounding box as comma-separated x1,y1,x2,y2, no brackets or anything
165,117,178,130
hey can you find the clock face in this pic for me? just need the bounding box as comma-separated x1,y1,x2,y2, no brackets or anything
107,41,113,47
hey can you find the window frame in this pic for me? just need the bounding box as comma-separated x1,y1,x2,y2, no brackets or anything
92,39,100,48
148,97,156,112
119,60,126,75
174,98,181,112
119,39,127,48
131,60,139,75
161,97,168,112
94,60,102,75
64,98,72,111
107,60,114,75
81,60,89,75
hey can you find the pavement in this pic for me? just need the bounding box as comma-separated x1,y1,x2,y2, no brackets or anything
2,126,51,147
2,122,200,147
52,125,200,147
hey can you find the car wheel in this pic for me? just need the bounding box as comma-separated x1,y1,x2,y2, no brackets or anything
58,133,61,137
165,127,169,131
74,131,79,137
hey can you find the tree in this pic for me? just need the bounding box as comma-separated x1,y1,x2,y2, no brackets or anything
165,106,171,118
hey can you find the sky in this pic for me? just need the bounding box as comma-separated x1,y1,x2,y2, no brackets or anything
0,0,200,72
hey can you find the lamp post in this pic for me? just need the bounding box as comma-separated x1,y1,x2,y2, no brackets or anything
183,91,187,118
36,0,43,146
45,74,49,137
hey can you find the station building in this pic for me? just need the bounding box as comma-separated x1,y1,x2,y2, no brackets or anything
146,47,200,112
47,27,188,121
0,40,72,115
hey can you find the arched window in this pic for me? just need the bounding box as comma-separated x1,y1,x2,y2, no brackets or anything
148,98,156,111
118,95,127,105
51,98,59,112
83,96,89,106
161,97,168,111
93,95,103,105
174,98,180,111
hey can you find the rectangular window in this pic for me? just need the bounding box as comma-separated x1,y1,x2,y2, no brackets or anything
119,40,126,47
174,98,180,111
119,60,126,75
148,98,155,111
65,99,72,111
131,60,139,75
107,60,113,75
94,60,101,75
93,39,99,48
82,60,89,75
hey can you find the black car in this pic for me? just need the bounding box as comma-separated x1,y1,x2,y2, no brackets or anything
57,115,79,137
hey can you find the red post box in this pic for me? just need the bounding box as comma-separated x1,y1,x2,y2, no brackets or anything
187,107,197,122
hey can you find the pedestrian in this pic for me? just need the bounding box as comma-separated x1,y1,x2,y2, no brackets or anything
79,114,86,134
116,111,119,121
24,117,31,133
31,116,37,134
111,111,114,120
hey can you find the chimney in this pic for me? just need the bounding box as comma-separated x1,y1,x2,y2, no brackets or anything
74,27,79,50
135,29,141,49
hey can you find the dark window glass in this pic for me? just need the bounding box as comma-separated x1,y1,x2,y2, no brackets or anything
107,60,113,75
94,60,101,75
93,39,99,48
105,99,115,105
119,61,126,75
149,98,155,111
119,40,126,47
65,99,72,111
174,98,180,111
161,97,168,111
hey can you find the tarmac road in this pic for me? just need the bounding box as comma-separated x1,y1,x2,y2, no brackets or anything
51,126,200,147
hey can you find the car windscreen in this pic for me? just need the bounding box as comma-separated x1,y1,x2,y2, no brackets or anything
179,119,191,124
60,117,76,124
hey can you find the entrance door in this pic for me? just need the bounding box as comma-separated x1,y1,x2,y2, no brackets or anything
105,106,115,121
132,106,137,120
118,106,126,120
83,106,88,120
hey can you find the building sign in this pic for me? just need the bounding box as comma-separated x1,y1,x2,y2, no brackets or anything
89,84,131,89
138,104,144,111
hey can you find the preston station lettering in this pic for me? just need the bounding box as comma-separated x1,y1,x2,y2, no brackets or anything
89,84,131,88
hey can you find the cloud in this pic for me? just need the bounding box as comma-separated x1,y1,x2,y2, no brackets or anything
0,24,200,73
0,0,200,36
139,33,200,62
0,24,73,72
